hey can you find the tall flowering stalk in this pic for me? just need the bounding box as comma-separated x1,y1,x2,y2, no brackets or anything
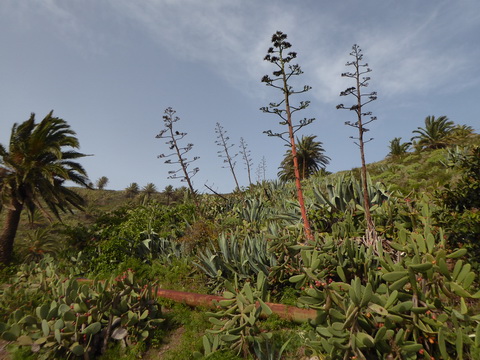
260,31,314,242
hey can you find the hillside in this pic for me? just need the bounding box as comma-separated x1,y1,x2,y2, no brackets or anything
3,134,479,275
1,134,480,359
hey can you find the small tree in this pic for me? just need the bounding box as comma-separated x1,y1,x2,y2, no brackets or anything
142,183,157,201
215,122,240,190
163,185,174,205
336,44,378,246
411,115,454,150
0,112,89,264
278,135,330,181
388,137,411,158
157,107,200,204
239,137,254,187
96,176,109,190
125,182,139,198
260,31,314,241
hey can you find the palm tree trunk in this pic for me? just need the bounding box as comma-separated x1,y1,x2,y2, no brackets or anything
0,198,23,265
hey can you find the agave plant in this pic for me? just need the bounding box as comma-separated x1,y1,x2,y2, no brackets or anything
196,233,277,289
312,173,390,213
240,198,271,225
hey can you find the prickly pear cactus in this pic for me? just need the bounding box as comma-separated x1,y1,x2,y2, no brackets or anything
290,218,480,359
0,266,163,358
196,272,273,358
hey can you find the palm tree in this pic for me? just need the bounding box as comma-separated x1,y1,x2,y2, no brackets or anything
451,124,475,140
0,111,89,264
278,135,330,181
411,115,454,150
388,137,411,157
23,227,62,262
163,185,174,205
96,176,109,190
142,183,157,201
125,182,140,198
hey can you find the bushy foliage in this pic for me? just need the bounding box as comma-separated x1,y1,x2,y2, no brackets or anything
388,137,411,157
434,146,480,268
438,146,480,211
62,202,196,274
0,257,163,358
290,202,480,359
1,114,478,359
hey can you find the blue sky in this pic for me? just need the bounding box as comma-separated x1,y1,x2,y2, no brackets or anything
1,1,479,193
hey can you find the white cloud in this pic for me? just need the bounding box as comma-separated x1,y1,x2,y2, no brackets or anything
302,1,480,104
7,0,479,102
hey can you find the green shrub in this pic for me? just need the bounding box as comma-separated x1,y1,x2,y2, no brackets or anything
0,259,164,359
289,203,480,359
435,146,480,268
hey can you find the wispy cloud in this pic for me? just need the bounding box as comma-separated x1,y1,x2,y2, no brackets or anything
110,0,479,104
301,1,480,104
107,0,287,96
0,0,110,57
8,0,479,102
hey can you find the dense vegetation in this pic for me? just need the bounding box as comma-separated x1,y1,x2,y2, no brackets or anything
1,125,479,358
1,32,479,359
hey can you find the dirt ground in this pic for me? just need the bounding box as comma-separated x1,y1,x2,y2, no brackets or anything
143,326,185,359
0,340,11,360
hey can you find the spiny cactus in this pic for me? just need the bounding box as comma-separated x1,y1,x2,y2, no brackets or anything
289,209,480,359
0,264,163,358
195,272,273,358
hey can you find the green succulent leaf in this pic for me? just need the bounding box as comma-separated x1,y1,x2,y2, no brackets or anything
111,327,128,340
70,343,85,356
382,271,408,282
2,331,18,341
258,299,272,316
16,335,33,346
82,322,101,335
447,248,467,259
41,319,50,337
289,274,306,283
368,303,388,316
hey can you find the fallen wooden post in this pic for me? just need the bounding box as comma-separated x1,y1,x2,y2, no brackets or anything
155,288,316,324
77,279,317,323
